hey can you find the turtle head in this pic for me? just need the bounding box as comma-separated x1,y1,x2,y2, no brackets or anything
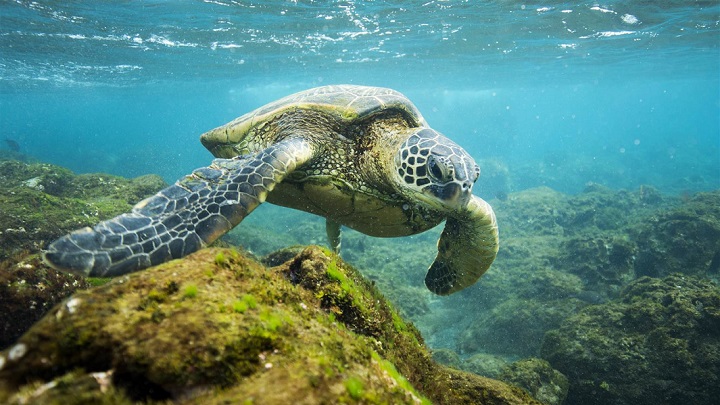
393,128,480,210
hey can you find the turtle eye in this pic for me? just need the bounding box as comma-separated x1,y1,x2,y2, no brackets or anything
427,156,448,182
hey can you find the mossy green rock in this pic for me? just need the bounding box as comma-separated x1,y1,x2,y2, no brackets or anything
499,358,568,405
0,255,90,350
541,274,720,405
0,160,166,349
0,160,167,261
457,266,587,358
554,236,636,297
461,353,509,379
0,247,540,405
633,190,720,280
431,348,462,369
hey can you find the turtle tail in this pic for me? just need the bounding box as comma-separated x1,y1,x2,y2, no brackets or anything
42,138,314,277
424,195,499,295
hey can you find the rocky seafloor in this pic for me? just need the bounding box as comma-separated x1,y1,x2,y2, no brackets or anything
1,155,718,405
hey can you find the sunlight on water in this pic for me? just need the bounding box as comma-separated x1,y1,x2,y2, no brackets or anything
1,0,718,87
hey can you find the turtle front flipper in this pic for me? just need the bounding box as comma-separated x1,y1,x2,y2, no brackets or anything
43,137,314,277
425,195,499,295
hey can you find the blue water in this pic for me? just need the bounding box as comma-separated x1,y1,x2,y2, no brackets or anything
1,3,720,400
1,1,718,196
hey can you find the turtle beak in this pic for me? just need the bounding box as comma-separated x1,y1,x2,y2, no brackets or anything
446,182,473,206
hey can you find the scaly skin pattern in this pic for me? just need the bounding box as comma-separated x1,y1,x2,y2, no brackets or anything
425,196,499,295
390,128,499,295
43,138,313,276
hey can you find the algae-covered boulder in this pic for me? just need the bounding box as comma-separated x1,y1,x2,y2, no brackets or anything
457,267,588,358
0,160,166,349
458,297,584,358
431,348,462,369
0,247,540,405
541,274,720,405
461,353,509,379
554,236,636,298
0,255,90,350
0,160,167,260
498,358,568,405
633,191,720,280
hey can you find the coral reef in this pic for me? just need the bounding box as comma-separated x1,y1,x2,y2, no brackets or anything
541,274,720,405
0,247,540,405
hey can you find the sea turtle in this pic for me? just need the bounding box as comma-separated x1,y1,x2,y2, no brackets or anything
42,85,499,295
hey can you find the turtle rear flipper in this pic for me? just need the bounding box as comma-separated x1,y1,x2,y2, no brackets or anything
425,195,499,295
43,137,314,277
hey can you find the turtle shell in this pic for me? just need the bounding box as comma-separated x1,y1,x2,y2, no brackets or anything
200,85,427,158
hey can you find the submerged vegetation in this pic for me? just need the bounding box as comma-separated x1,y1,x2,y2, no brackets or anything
0,160,167,348
0,246,539,404
0,157,718,404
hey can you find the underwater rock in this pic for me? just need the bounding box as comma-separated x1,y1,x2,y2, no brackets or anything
492,187,568,237
0,160,72,197
0,254,90,350
455,267,587,359
320,226,436,320
558,184,666,234
436,185,686,364
0,160,166,261
498,358,568,405
489,184,670,241
431,348,462,369
261,245,306,267
554,236,637,298
0,160,166,349
458,297,585,358
461,353,509,379
430,349,510,380
540,273,720,405
0,247,540,405
633,190,720,280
